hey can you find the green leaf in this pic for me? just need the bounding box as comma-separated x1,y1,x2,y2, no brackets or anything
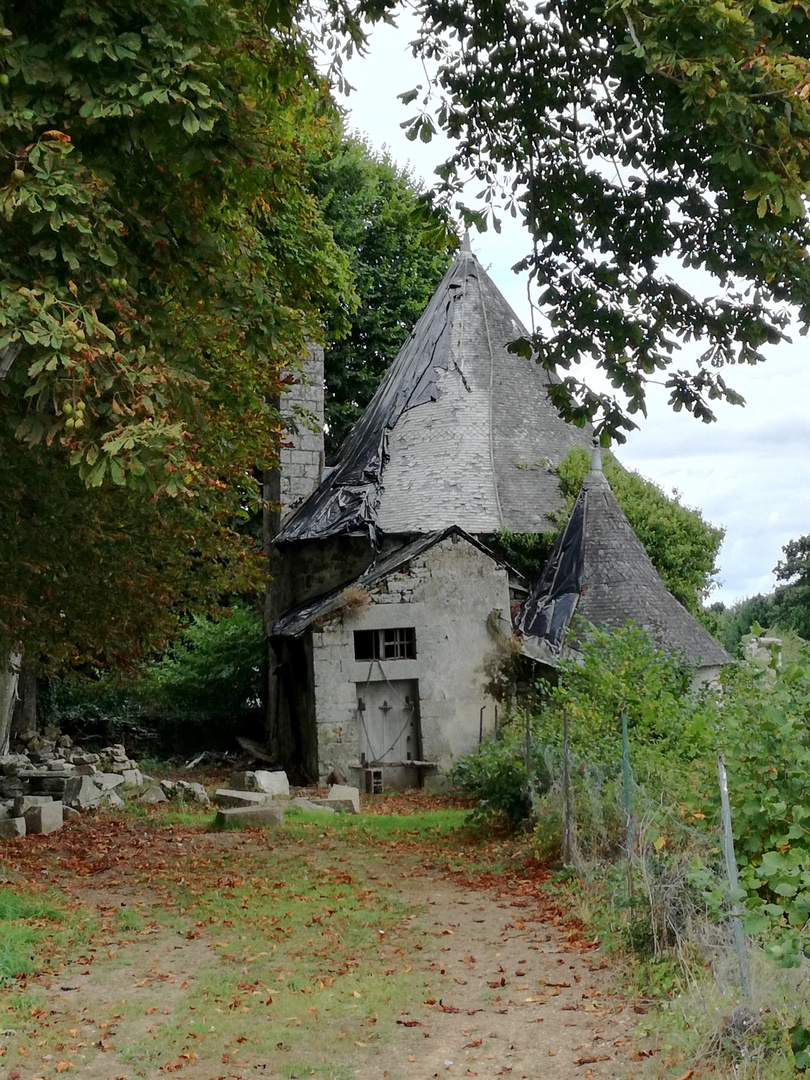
86,458,107,487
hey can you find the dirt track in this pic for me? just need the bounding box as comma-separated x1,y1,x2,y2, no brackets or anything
1,815,654,1079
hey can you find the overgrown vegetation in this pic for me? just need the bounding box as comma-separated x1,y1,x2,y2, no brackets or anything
44,602,265,752
452,621,810,1077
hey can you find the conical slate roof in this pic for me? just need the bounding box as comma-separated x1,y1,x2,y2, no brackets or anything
276,242,591,543
518,449,731,672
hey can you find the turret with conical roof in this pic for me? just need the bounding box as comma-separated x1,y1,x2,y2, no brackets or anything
518,448,731,676
276,244,592,544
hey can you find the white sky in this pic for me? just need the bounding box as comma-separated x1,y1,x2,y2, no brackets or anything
332,17,810,606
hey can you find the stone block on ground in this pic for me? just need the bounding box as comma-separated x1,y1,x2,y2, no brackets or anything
24,800,63,835
95,772,125,791
99,789,125,809
214,804,284,829
140,785,168,804
0,816,25,838
64,807,81,823
176,780,209,804
253,770,290,797
214,788,272,809
326,784,360,813
12,795,53,816
64,776,104,809
230,770,289,797
290,797,335,814
120,768,143,786
312,798,357,814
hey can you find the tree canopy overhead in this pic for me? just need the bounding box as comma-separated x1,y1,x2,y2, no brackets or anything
387,0,810,440
0,0,355,667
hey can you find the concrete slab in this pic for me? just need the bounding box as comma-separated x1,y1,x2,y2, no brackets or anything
214,804,284,828
24,801,63,835
326,784,360,813
0,816,26,838
214,788,272,808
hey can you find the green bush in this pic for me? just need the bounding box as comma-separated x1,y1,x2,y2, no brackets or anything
450,736,549,827
142,603,264,717
536,621,720,780
684,651,810,967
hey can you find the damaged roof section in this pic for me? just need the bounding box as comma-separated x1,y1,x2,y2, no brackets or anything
272,527,522,638
276,244,591,544
518,449,731,672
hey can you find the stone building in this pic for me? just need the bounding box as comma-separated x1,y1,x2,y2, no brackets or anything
267,242,730,787
266,239,592,786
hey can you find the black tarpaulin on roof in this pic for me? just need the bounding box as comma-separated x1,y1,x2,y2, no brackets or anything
274,256,463,543
517,491,586,657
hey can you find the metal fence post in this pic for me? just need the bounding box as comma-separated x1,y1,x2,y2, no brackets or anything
717,753,750,997
622,711,633,901
562,707,573,863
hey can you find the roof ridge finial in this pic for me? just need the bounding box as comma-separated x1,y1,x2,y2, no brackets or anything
461,229,472,253
589,438,603,474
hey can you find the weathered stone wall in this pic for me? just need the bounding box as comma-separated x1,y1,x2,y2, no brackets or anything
308,534,513,787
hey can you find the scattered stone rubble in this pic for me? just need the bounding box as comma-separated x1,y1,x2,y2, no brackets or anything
212,771,361,828
0,729,362,838
0,728,148,838
0,728,210,839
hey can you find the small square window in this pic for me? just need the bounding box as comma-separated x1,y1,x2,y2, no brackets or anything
354,629,377,661
354,628,416,661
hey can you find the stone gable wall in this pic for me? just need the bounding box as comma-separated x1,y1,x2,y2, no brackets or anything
308,534,512,787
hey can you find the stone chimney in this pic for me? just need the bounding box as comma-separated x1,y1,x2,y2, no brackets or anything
277,343,325,525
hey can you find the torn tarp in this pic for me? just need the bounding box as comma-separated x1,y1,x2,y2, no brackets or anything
517,490,586,661
274,253,461,543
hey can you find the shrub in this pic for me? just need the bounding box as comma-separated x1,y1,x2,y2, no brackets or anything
450,735,549,827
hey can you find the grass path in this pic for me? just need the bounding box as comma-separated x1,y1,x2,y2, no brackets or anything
0,801,655,1079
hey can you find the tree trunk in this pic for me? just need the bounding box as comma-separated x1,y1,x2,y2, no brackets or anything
11,665,37,739
0,651,22,755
